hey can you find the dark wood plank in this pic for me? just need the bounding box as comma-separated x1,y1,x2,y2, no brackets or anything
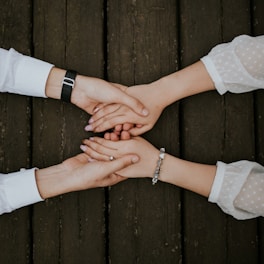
60,1,106,263
107,0,181,263
181,0,258,263
0,1,33,263
180,1,226,263
32,1,106,263
32,2,68,262
252,0,264,263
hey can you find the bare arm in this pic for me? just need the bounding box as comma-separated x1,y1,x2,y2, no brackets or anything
45,67,149,116
87,61,215,137
80,137,216,197
35,153,139,199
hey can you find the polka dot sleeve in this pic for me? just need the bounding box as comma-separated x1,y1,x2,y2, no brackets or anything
209,161,264,220
201,35,264,95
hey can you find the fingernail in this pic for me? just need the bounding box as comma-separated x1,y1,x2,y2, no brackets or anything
80,145,87,151
142,108,149,116
88,157,96,162
88,118,94,124
84,125,93,131
89,137,94,141
131,156,139,163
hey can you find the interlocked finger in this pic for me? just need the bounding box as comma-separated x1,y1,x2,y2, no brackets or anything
81,138,118,161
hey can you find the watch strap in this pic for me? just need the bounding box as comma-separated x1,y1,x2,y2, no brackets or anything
61,70,77,103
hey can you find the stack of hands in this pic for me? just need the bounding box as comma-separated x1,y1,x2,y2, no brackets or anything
3,35,264,219
37,61,215,200
26,35,264,219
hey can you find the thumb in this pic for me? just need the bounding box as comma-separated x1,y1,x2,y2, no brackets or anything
116,91,149,117
104,154,139,175
129,125,150,136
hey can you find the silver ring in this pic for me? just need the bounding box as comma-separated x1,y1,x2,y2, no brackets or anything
109,156,115,161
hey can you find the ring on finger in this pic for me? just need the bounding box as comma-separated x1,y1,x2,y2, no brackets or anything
109,155,115,161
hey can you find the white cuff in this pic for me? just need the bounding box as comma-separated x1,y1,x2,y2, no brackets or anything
208,161,226,203
14,52,54,97
208,160,258,219
4,168,43,211
0,48,54,97
200,56,227,95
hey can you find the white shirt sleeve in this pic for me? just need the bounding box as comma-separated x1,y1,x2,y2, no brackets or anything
0,48,54,97
0,168,44,214
201,35,264,95
0,48,53,214
209,161,264,219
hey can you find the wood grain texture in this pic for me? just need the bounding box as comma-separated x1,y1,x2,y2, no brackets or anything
32,1,106,263
180,1,226,263
180,0,259,263
0,1,32,263
0,1,263,263
107,0,181,263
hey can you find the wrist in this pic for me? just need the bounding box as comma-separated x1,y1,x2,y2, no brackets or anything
70,74,88,106
35,163,73,199
158,155,216,197
155,61,215,106
45,67,66,99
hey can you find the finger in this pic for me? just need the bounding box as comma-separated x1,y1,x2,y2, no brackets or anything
81,138,116,160
93,115,141,133
117,92,149,117
120,131,131,140
89,104,121,124
74,153,90,163
80,144,110,161
104,132,120,141
114,124,123,132
104,132,111,140
122,123,134,131
93,103,107,114
89,136,120,149
103,154,139,176
110,132,120,141
128,125,151,136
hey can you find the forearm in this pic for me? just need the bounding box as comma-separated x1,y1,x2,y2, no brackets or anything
153,61,215,108
45,67,66,99
159,154,216,197
45,67,87,102
35,164,75,199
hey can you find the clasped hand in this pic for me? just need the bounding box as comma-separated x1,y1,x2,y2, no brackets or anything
85,81,165,140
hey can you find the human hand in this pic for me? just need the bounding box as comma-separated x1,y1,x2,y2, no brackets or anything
71,76,149,116
35,152,139,199
80,137,159,179
45,67,149,117
62,152,140,189
85,82,166,139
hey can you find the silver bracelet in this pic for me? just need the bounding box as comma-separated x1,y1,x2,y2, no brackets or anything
152,147,165,185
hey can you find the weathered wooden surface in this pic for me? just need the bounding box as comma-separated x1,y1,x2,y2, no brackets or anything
107,1,181,263
0,1,32,263
0,0,263,263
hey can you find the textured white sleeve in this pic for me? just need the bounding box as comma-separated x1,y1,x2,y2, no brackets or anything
0,48,54,97
201,35,264,95
209,161,264,220
0,168,43,214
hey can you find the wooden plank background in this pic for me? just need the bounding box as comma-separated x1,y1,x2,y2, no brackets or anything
0,0,263,263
